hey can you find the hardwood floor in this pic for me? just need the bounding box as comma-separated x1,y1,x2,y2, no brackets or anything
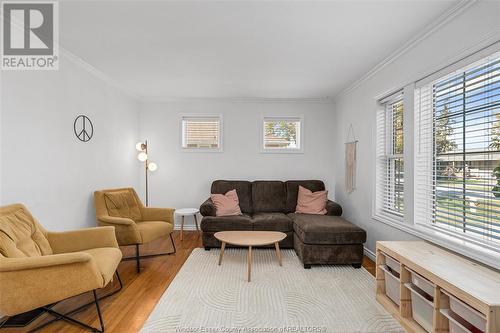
2,231,375,333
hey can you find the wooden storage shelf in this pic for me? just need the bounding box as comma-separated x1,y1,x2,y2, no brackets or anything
376,241,500,333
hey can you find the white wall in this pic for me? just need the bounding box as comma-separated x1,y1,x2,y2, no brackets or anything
0,53,140,231
333,1,500,257
139,99,336,228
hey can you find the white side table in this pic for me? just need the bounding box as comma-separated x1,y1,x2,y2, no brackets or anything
175,208,199,241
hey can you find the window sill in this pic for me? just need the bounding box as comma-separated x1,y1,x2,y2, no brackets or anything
180,148,223,153
260,149,304,154
372,215,500,270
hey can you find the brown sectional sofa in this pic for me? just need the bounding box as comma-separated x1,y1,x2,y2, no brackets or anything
200,180,366,268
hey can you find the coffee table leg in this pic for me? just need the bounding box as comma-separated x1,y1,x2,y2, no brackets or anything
275,242,282,266
247,246,252,282
218,242,226,265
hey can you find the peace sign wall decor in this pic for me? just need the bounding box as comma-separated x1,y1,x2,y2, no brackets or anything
73,115,94,142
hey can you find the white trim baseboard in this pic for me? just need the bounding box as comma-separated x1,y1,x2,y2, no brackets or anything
364,247,376,262
173,225,199,231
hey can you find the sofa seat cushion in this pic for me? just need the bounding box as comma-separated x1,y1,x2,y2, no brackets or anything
137,221,173,243
201,214,253,232
82,247,122,285
289,214,366,245
252,212,293,232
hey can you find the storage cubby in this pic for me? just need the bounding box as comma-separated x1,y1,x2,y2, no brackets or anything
376,241,500,333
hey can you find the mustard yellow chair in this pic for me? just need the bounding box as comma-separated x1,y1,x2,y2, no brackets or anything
94,187,175,273
0,204,122,332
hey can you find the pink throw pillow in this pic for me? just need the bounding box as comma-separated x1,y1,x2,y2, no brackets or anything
295,185,328,214
211,189,242,216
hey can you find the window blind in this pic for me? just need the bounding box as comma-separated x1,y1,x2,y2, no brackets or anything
181,116,221,149
415,52,500,244
375,93,404,221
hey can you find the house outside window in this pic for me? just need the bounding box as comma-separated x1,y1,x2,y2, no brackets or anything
261,116,303,153
415,52,500,244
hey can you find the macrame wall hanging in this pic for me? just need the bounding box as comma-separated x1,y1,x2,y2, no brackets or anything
345,124,358,194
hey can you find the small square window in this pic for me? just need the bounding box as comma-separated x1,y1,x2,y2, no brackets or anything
262,116,303,153
181,115,222,151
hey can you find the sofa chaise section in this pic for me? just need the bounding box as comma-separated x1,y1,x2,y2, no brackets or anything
290,214,366,268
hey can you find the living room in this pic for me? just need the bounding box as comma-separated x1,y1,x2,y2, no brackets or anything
1,1,499,333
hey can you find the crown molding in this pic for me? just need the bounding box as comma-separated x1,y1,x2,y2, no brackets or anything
60,48,139,100
138,96,335,104
335,0,477,99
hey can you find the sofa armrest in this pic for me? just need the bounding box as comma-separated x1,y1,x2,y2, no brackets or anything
200,198,216,217
141,207,174,224
326,200,342,216
47,226,119,254
0,254,103,316
97,215,134,225
96,215,141,245
0,252,92,272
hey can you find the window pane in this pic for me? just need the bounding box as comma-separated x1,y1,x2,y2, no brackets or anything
392,101,404,155
182,118,220,149
375,93,405,220
433,55,500,243
387,157,404,214
263,119,301,149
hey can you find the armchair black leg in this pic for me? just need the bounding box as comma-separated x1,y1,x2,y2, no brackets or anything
93,290,104,332
36,290,105,333
304,264,312,269
204,246,210,251
135,244,141,273
352,263,362,269
169,233,176,254
4,271,122,332
123,236,177,273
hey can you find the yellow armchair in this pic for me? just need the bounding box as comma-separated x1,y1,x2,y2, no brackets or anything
0,204,122,332
94,187,176,272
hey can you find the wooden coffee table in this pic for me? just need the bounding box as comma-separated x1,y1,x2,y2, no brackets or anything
214,231,287,282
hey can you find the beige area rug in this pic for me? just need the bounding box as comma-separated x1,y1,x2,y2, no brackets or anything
141,248,404,333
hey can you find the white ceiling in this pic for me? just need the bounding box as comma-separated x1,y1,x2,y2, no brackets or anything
60,0,458,100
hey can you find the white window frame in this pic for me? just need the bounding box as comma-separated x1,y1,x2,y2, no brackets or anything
374,91,405,223
179,114,223,153
260,115,304,154
371,42,500,270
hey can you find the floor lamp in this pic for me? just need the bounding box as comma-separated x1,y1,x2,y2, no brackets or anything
136,140,158,206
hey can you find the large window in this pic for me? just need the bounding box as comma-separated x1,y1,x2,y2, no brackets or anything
415,52,500,244
375,93,405,220
181,115,222,151
262,116,303,152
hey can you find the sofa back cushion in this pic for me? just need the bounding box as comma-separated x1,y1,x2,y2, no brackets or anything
252,181,286,212
285,180,326,213
211,180,252,214
0,204,53,258
104,190,142,221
